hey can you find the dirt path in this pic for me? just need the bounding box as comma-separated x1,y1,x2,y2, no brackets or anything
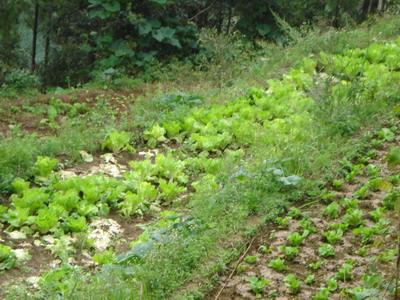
211,134,400,299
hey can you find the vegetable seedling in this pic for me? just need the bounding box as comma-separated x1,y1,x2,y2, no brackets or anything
318,244,335,258
305,274,315,285
247,276,270,295
284,274,301,295
268,258,288,272
279,246,299,261
244,255,257,264
337,261,353,282
324,202,340,219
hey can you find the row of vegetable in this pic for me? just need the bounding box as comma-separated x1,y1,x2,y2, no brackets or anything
230,123,400,299
1,38,400,296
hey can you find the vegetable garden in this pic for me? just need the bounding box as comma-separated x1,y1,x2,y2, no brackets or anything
1,32,400,299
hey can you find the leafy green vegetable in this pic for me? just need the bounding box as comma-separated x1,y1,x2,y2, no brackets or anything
0,244,17,270
65,215,87,233
279,246,299,261
323,229,343,244
312,288,330,300
33,156,58,178
247,276,270,295
324,202,340,219
244,255,257,264
93,250,115,265
343,208,364,228
286,232,305,246
337,261,353,282
268,258,287,272
102,130,134,153
326,277,338,291
318,243,335,258
305,274,315,285
34,208,59,234
144,124,167,147
284,274,301,295
11,177,30,194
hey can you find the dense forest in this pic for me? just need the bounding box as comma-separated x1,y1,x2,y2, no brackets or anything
1,0,398,88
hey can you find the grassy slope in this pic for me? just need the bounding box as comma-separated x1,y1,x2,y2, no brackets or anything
1,15,399,195
3,15,400,300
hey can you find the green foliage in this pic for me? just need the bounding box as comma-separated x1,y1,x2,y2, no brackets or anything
0,244,16,270
343,208,364,228
102,131,134,153
93,250,115,265
144,124,167,148
34,156,58,177
305,274,315,285
324,202,340,219
318,243,335,258
278,246,299,261
268,258,287,272
312,288,330,300
323,229,343,244
286,232,306,246
284,274,301,295
247,276,270,295
337,261,354,282
386,147,400,168
244,255,258,264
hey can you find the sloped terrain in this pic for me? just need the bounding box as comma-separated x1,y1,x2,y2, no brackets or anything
213,129,400,299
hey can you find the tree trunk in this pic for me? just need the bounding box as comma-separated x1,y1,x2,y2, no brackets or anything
31,1,39,73
225,5,232,35
377,0,385,11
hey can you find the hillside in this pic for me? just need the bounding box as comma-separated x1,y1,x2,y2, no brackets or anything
0,15,400,300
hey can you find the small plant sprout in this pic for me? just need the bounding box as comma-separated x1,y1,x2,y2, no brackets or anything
247,276,270,296
308,260,323,271
369,207,385,222
340,197,359,209
287,207,303,219
332,179,344,191
318,244,335,258
279,246,299,261
337,261,354,282
244,255,258,264
268,258,288,272
274,216,291,229
354,184,370,199
284,274,302,295
323,229,343,244
286,232,306,247
258,245,269,254
343,208,364,228
386,147,400,168
366,164,381,177
312,288,330,300
299,218,316,234
324,202,340,219
305,274,315,285
326,277,338,292
357,246,368,257
320,190,337,204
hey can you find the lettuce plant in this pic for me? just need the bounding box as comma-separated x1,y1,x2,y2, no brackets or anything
318,243,335,258
0,244,17,270
268,258,287,272
144,124,167,148
34,208,59,234
34,156,59,177
159,179,186,202
247,276,270,296
324,202,340,219
102,130,134,153
284,274,301,295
